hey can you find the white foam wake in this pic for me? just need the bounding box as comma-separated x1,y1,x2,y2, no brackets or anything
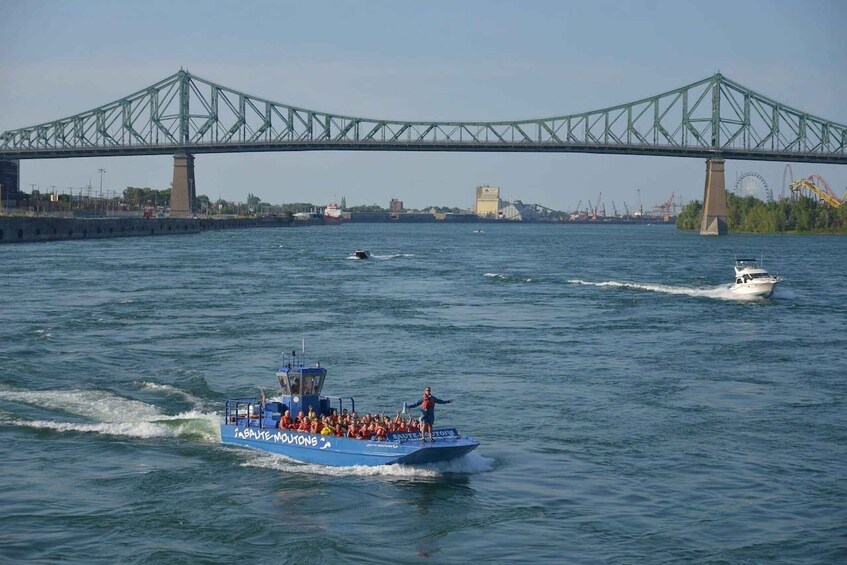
239,450,494,479
0,386,220,441
568,279,779,301
138,381,205,408
0,387,163,421
484,273,534,283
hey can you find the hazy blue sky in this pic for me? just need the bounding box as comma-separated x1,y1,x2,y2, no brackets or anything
1,0,845,211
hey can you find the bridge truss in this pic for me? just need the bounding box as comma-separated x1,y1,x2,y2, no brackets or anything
1,70,845,163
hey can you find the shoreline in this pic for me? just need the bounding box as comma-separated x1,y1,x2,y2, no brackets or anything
1,214,678,245
0,216,322,245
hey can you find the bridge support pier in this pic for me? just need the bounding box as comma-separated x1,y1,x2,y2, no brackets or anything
700,158,728,235
170,153,196,217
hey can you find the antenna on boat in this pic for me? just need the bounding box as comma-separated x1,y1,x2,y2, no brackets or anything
302,338,305,356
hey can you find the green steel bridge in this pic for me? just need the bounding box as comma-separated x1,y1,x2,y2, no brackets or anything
2,69,845,162
1,69,845,233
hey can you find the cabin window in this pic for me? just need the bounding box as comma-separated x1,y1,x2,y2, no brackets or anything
299,374,326,395
291,377,301,394
277,373,291,395
304,376,318,395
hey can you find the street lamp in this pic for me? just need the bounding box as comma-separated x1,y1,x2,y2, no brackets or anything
98,168,106,199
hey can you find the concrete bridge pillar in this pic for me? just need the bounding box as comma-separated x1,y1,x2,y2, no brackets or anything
700,158,728,235
170,153,196,218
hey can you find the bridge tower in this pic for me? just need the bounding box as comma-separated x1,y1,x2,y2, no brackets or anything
700,158,728,235
170,153,196,217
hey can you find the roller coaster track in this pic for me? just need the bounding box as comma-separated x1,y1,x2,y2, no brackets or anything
1,70,846,163
790,174,846,208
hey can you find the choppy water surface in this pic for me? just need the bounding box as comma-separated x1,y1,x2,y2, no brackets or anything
1,223,845,563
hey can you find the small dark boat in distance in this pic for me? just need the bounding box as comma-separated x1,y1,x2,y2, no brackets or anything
220,350,479,466
354,249,370,259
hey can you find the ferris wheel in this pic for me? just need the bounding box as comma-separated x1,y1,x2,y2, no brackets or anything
734,172,773,202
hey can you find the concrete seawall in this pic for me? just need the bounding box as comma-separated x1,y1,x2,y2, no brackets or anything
0,216,316,244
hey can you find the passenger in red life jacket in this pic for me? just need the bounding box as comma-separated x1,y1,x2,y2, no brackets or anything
406,386,453,442
279,410,293,430
347,423,359,438
357,424,372,440
374,422,388,441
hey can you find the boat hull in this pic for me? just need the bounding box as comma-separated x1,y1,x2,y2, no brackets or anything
730,281,777,298
220,425,479,467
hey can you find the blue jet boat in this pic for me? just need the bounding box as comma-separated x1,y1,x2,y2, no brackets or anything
220,351,479,466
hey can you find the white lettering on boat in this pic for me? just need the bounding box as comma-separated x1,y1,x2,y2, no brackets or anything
233,427,318,447
389,428,460,442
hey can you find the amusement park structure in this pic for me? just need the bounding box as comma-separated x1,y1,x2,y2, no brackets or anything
790,174,846,208
735,172,773,202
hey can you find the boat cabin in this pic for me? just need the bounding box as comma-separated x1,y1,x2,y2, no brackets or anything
223,351,356,430
273,351,330,419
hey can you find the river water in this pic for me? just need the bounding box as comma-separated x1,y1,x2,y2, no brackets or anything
1,223,845,563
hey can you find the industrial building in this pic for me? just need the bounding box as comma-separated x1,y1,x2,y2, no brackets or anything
500,200,540,221
0,159,20,209
474,185,501,217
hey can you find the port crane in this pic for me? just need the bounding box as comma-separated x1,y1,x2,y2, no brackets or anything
623,201,630,217
656,192,675,221
592,192,602,220
611,201,618,218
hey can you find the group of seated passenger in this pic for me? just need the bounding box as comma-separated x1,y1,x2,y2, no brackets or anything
276,406,420,440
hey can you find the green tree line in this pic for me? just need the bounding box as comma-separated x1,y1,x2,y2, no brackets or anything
676,193,847,233
122,186,171,206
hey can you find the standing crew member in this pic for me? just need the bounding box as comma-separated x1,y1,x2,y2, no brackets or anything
406,386,452,442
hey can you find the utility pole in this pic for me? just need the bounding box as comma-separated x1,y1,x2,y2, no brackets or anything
98,168,106,198
98,169,106,213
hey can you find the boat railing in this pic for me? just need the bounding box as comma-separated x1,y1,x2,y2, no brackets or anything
325,396,356,416
225,396,358,427
224,397,261,425
278,352,322,371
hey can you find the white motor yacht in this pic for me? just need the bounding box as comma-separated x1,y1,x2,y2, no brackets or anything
730,258,781,298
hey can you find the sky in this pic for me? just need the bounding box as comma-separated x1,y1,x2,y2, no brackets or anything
1,0,845,212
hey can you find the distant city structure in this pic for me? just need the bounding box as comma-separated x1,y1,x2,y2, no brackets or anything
474,185,501,217
389,198,403,213
0,159,20,209
500,200,540,221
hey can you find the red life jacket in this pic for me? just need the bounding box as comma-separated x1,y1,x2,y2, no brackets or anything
422,395,434,410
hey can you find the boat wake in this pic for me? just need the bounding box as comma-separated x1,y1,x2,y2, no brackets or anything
138,381,207,409
568,279,788,301
347,253,414,260
484,273,535,283
240,450,495,479
0,385,220,442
